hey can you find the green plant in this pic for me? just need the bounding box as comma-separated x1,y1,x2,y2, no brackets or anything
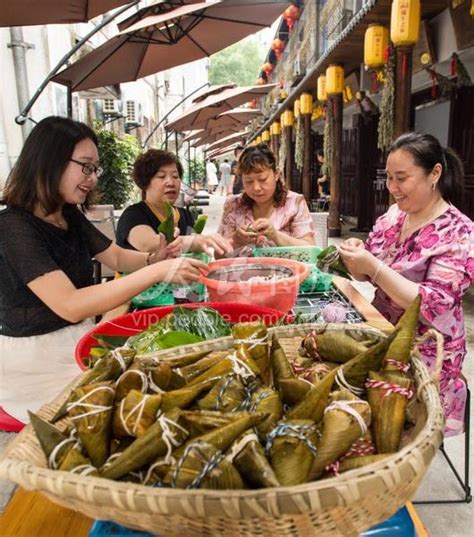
189,156,205,184
94,124,140,208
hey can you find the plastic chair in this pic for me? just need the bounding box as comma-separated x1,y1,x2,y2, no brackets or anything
415,378,471,504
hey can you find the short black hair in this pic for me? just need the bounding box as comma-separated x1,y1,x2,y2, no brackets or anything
3,116,98,214
133,149,183,191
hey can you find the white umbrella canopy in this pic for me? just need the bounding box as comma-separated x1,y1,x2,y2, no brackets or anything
207,142,241,159
0,0,135,27
166,84,275,132
51,0,289,91
191,126,243,147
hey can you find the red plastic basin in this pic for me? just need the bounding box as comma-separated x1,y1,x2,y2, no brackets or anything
200,257,310,314
75,302,285,371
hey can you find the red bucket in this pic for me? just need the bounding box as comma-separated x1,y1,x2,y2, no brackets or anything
75,302,285,371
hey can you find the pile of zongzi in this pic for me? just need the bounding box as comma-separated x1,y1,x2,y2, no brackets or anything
31,297,422,491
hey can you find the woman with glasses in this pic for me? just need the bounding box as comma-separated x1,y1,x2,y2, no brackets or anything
0,116,208,428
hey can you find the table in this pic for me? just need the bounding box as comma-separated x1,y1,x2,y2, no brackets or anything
0,278,403,537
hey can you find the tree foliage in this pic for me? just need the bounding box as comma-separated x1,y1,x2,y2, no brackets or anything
94,125,140,208
209,37,266,86
189,157,206,184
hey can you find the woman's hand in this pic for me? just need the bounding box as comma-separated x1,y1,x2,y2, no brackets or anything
339,243,378,279
147,233,168,262
341,237,365,249
165,235,183,258
156,257,208,285
232,225,259,247
194,233,233,257
253,218,277,242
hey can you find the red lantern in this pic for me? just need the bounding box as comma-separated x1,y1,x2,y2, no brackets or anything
283,4,300,32
271,38,285,60
262,62,273,78
257,77,266,85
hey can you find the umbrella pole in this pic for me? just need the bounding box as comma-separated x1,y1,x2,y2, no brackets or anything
14,0,139,125
143,82,210,149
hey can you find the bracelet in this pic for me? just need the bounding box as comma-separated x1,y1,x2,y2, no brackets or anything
146,252,153,266
372,259,384,284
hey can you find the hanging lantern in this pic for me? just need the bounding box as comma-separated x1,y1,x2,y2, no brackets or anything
256,136,262,144
257,77,266,85
262,62,273,78
364,24,389,69
311,104,324,121
390,0,421,47
317,75,327,102
300,92,313,115
271,121,281,136
262,130,271,142
326,64,344,95
281,110,294,128
271,38,285,60
293,99,301,118
283,4,300,32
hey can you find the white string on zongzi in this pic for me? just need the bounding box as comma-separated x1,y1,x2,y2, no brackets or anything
324,400,370,435
66,385,114,421
265,422,319,457
158,414,189,464
118,394,151,436
335,368,365,396
229,352,256,380
226,432,260,462
233,333,269,351
117,368,149,393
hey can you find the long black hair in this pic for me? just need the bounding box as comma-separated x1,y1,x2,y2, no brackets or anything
2,116,98,214
389,132,464,203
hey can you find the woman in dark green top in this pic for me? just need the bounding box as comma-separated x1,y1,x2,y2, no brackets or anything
117,149,232,257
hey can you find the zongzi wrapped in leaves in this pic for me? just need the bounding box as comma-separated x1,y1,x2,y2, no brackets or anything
271,334,295,383
160,378,215,411
67,381,115,467
181,410,252,437
146,361,185,392
299,328,369,363
232,322,270,383
177,352,227,383
58,442,97,476
267,419,319,486
165,441,244,490
366,371,414,453
115,359,148,401
229,433,280,488
198,374,248,412
384,295,421,372
52,347,135,423
278,377,312,406
101,408,188,480
316,245,351,278
113,390,162,438
29,411,77,470
250,387,283,437
309,389,371,480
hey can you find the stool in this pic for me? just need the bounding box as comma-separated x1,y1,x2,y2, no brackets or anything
415,381,471,504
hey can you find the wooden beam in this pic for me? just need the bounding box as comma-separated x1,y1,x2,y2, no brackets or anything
394,45,414,138
302,113,312,202
328,93,343,237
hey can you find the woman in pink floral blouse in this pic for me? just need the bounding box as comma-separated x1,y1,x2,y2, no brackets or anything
217,143,315,256
339,132,473,436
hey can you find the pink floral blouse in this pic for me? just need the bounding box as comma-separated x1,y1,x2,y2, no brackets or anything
218,191,315,252
366,203,474,436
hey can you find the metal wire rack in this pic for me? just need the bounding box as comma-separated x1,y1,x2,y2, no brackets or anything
291,286,365,324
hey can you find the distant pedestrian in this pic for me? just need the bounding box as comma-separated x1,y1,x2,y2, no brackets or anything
206,160,218,194
218,159,232,196
230,146,244,195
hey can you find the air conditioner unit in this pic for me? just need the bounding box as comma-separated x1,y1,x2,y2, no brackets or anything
102,98,122,116
125,100,143,127
293,53,306,77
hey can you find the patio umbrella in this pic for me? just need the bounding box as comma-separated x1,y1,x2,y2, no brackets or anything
191,126,244,147
207,143,241,159
166,84,275,132
51,0,289,91
0,0,135,27
205,130,249,152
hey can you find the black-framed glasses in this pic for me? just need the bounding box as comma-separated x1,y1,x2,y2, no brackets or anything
70,158,104,178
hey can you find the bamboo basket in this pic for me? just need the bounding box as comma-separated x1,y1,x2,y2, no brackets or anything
0,323,445,537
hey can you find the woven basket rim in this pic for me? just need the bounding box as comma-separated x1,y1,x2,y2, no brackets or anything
0,323,445,520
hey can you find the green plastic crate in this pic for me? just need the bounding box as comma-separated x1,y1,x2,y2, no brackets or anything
253,246,322,264
299,265,333,293
131,252,211,309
